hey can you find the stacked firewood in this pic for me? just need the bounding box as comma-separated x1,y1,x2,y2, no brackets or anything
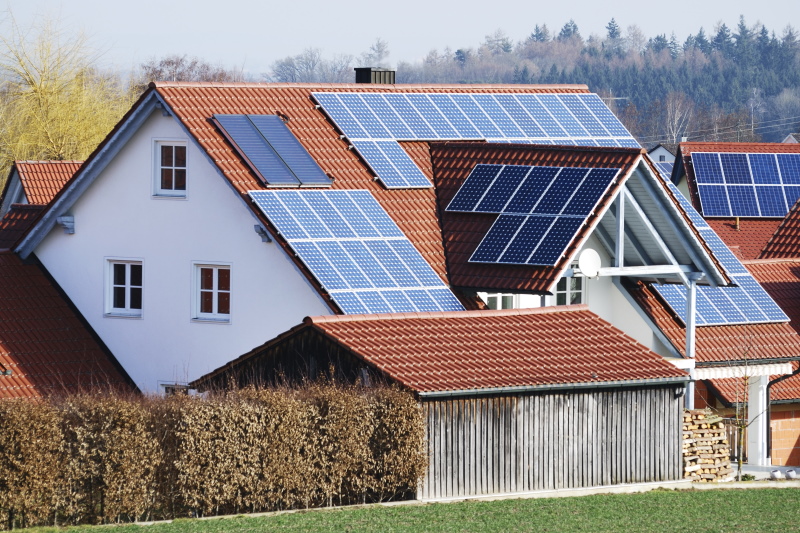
683,409,733,482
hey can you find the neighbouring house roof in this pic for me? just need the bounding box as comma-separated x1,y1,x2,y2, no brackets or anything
760,198,800,259
0,205,46,250
11,160,82,205
705,218,783,260
783,133,800,144
430,142,639,292
0,251,135,397
625,279,800,366
192,306,688,395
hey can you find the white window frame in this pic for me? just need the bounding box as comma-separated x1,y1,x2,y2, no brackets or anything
480,292,518,310
192,262,231,323
105,258,143,318
554,265,586,306
153,139,188,198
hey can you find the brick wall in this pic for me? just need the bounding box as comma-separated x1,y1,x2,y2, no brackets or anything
770,404,800,466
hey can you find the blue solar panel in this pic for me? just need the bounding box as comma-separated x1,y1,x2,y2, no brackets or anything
383,94,437,139
498,215,554,264
693,152,800,217
493,95,545,137
514,94,566,137
374,141,431,188
450,94,503,138
360,94,413,138
533,168,590,214
564,168,620,216
778,154,800,184
428,94,481,138
654,162,674,180
697,228,750,275
405,94,459,138
248,190,464,314
536,95,588,136
312,93,368,139
559,94,609,137
447,164,504,212
471,215,526,262
337,93,390,138
472,95,525,138
350,140,409,189
214,114,301,186
617,138,642,148
578,94,632,137
505,167,560,214
528,216,584,265
475,166,530,213
247,115,332,186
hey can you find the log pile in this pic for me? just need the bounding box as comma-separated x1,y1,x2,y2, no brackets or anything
683,409,732,482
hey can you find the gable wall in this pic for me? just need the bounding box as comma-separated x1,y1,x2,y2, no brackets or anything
34,110,330,392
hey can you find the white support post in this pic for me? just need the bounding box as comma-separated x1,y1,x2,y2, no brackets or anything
747,375,770,466
685,275,699,409
615,190,625,268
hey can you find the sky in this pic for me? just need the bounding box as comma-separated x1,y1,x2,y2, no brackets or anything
5,0,799,78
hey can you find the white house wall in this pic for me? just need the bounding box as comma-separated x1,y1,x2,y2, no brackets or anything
34,110,330,392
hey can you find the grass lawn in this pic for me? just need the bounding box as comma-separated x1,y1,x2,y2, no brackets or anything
26,488,800,533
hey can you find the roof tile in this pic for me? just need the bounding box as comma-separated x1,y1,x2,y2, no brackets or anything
0,205,45,250
15,161,81,205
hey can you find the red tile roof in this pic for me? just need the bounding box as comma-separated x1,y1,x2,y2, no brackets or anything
429,142,639,292
0,205,45,250
197,306,688,394
744,259,800,334
625,280,800,365
0,252,135,397
150,83,590,307
760,198,800,259
704,218,783,260
14,161,81,205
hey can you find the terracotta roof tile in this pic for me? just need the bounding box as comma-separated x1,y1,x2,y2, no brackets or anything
15,161,81,205
626,280,800,365
0,205,45,250
0,252,134,397
760,198,800,259
704,218,783,260
706,362,800,405
305,307,687,393
429,142,640,292
744,259,800,335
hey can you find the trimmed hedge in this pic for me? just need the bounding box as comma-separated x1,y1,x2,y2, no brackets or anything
0,384,426,529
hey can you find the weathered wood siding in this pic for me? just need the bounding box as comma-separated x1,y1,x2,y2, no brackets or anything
420,386,681,499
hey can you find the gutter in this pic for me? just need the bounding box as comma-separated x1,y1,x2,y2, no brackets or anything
696,357,800,368
417,376,690,399
767,364,800,461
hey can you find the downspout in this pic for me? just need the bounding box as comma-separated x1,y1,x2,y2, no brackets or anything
766,364,800,461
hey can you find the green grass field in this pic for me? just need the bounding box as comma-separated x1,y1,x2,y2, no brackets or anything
26,488,800,533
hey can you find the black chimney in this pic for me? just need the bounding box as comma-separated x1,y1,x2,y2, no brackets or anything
354,67,395,84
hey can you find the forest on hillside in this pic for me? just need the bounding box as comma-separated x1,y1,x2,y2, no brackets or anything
270,16,800,147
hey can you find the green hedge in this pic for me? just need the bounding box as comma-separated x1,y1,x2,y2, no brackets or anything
0,384,426,529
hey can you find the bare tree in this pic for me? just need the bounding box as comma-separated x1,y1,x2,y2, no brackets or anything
359,38,390,68
266,48,355,83
137,54,245,89
663,91,695,143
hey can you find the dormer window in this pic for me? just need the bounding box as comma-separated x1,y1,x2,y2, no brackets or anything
155,141,187,197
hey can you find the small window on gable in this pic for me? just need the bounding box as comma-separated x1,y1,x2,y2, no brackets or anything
555,267,585,306
659,155,666,162
106,260,143,317
155,141,187,197
483,293,516,310
194,263,231,322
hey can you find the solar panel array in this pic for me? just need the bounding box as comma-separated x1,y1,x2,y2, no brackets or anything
654,161,674,180
652,174,788,326
445,164,620,266
692,152,800,217
214,114,332,187
311,92,640,189
248,189,465,314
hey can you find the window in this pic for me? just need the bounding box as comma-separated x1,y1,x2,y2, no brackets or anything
194,264,230,321
555,275,585,305
483,293,516,310
659,155,666,162
106,260,143,317
155,142,186,196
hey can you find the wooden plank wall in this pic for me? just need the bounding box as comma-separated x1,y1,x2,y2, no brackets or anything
420,386,681,499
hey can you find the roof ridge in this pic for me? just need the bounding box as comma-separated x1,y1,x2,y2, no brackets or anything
306,304,590,324
150,81,590,91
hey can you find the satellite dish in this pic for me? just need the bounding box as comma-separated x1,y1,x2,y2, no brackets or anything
578,248,601,278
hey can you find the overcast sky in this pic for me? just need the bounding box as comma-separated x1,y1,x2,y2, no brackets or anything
5,0,799,77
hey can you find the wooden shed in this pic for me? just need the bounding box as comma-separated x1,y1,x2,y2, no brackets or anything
193,306,689,500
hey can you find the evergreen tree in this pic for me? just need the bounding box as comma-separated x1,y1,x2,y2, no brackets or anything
558,20,581,41
529,24,551,43
606,19,621,40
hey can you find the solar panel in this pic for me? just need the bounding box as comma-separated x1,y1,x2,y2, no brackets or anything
651,177,788,326
311,91,640,189
692,152,800,217
248,189,465,314
446,163,620,266
214,114,332,187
